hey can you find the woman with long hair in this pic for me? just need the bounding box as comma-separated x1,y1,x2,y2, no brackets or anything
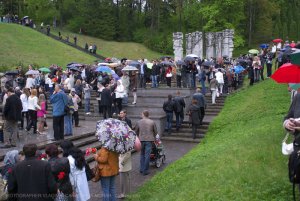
25,89,41,134
37,94,46,134
68,147,90,201
20,88,30,129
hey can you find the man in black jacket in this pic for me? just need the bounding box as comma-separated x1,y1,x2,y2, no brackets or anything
119,110,132,129
8,143,57,201
163,94,175,134
173,91,186,131
192,88,206,125
2,88,22,148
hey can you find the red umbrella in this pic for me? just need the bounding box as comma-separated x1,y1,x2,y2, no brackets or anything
290,43,296,48
271,63,300,83
273,38,283,43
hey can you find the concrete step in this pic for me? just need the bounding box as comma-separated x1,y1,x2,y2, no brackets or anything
161,137,201,143
162,132,205,138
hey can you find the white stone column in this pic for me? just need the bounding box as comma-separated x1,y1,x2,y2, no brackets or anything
228,29,234,58
173,32,183,61
215,32,223,58
222,29,230,58
191,31,203,59
185,33,192,55
205,32,214,59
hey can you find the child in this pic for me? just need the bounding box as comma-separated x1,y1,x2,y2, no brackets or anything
37,94,46,134
118,151,132,199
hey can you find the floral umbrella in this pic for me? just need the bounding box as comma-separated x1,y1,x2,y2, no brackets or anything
96,118,136,154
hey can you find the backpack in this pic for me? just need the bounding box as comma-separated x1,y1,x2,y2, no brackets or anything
288,150,300,201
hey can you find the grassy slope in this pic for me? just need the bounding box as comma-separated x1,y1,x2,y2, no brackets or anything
51,29,162,60
128,80,292,201
0,23,96,69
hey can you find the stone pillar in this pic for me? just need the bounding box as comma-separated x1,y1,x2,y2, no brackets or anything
191,31,203,59
185,33,192,55
215,32,223,58
228,29,234,58
173,32,183,61
205,32,214,59
222,29,230,58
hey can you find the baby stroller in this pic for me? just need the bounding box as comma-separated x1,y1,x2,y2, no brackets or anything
150,138,166,168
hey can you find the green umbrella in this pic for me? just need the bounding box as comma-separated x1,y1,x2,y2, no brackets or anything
291,50,300,66
39,67,51,73
248,49,259,54
289,83,300,90
147,63,153,69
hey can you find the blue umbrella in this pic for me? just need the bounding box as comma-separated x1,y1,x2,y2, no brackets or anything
176,60,186,65
233,65,245,74
112,74,120,80
95,66,112,74
260,44,269,49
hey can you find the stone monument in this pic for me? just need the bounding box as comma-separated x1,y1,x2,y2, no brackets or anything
228,29,234,58
185,33,192,55
173,32,183,61
205,32,214,59
215,32,224,58
191,31,203,59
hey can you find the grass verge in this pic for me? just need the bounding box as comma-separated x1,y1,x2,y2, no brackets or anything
128,79,292,201
0,23,96,69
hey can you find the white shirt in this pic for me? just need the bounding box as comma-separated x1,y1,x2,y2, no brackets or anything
271,45,277,53
25,77,35,89
45,77,53,88
20,94,29,112
27,96,41,111
215,72,224,84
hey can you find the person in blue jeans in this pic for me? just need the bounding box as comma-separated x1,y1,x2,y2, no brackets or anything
163,95,175,134
135,110,158,175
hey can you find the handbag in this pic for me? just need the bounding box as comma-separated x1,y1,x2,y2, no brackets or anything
282,133,294,155
92,163,101,182
85,163,95,181
134,136,141,152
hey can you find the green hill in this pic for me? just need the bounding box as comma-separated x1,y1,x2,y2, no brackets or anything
128,80,292,201
51,29,162,60
0,23,96,70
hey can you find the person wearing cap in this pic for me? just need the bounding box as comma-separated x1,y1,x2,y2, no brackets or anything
50,84,68,141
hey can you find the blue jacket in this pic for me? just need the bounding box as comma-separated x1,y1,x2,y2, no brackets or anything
50,91,67,117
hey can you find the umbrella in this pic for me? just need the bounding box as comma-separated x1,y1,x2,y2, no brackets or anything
122,66,138,71
260,44,269,49
290,43,296,48
186,54,198,58
223,60,232,65
39,67,51,73
161,61,175,66
67,63,83,68
184,56,196,62
5,71,19,76
96,118,137,154
236,59,248,64
22,16,29,19
146,63,153,69
273,39,283,43
248,49,259,54
112,74,120,80
176,60,186,65
95,66,112,74
128,61,141,67
222,55,229,58
202,61,215,67
160,56,172,60
289,83,300,90
25,70,39,75
0,73,4,77
291,50,300,66
271,63,300,83
233,65,245,74
69,67,81,72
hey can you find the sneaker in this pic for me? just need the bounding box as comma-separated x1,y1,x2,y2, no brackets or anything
132,102,136,105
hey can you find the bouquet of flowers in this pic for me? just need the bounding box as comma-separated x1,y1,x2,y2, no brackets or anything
38,153,47,161
85,147,97,156
57,171,66,180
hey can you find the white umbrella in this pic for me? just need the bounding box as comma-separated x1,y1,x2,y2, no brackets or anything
186,54,199,58
122,65,138,71
25,70,39,75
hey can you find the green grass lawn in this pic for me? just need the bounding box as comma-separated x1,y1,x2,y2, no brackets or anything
51,29,162,60
0,23,96,70
128,79,293,201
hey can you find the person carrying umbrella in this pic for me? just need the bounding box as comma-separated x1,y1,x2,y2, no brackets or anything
135,110,158,175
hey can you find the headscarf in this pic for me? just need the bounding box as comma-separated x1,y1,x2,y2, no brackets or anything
4,150,19,166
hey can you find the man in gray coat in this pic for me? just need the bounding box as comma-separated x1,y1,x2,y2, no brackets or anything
135,110,157,175
192,88,206,124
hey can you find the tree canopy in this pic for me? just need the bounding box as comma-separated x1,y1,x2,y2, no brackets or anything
1,0,299,54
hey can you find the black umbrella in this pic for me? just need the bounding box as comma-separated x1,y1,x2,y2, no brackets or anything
223,61,232,64
5,70,19,76
128,61,141,67
161,61,175,66
160,56,172,60
202,61,215,67
69,67,81,72
176,60,186,65
222,55,229,58
184,56,196,62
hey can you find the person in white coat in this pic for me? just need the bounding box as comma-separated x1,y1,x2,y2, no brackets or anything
215,69,224,95
118,151,132,199
68,147,90,201
115,80,126,114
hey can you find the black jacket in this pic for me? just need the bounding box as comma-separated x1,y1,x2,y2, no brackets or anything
101,87,113,106
163,100,175,113
3,94,22,121
8,158,57,201
188,104,201,125
173,96,185,113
